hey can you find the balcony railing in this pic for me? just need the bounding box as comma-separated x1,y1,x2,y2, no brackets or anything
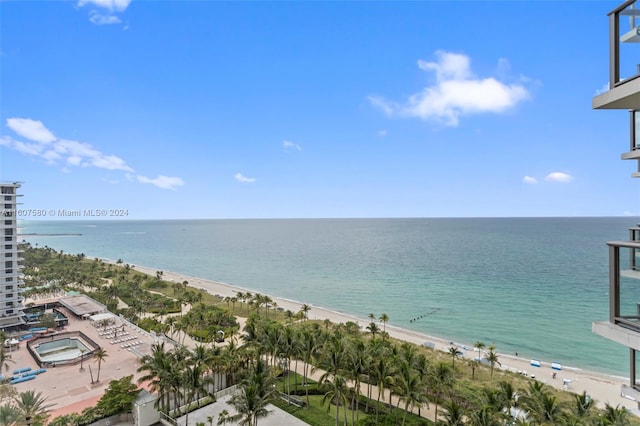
609,0,640,87
606,240,640,332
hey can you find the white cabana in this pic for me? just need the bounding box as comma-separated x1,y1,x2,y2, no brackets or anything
89,312,116,324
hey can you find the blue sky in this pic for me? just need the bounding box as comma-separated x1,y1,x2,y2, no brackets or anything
1,0,638,219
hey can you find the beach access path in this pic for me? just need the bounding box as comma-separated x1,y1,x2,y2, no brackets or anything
117,261,638,412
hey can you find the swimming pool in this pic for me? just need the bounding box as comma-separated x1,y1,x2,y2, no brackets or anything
28,332,99,365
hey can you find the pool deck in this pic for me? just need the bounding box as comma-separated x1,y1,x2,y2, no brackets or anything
8,300,168,419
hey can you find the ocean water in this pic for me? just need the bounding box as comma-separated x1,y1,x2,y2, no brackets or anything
19,217,636,377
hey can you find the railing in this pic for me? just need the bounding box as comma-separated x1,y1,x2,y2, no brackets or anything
609,0,640,87
606,241,640,332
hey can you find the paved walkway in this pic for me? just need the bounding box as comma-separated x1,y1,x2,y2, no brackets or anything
176,393,310,426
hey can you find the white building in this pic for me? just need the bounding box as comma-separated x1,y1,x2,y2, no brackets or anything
591,0,640,405
0,183,25,329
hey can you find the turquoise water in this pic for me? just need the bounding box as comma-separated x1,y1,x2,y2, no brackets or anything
20,218,636,376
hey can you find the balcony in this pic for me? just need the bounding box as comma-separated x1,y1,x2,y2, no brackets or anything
593,0,640,110
594,240,640,334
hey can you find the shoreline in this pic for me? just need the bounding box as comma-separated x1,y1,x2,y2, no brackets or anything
98,258,638,412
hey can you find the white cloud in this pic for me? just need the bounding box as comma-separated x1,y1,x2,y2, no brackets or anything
545,172,573,183
3,117,183,190
91,153,132,171
137,175,184,191
6,118,56,143
378,129,388,137
89,11,121,25
67,156,82,166
0,136,45,156
54,138,133,172
77,0,132,12
369,50,530,126
523,176,538,184
283,140,301,151
623,210,634,216
77,0,131,25
595,82,609,95
368,96,395,116
41,150,62,163
235,173,256,183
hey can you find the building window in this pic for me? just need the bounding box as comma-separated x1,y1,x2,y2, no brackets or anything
635,111,640,149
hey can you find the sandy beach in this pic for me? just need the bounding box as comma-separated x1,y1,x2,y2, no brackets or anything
116,260,638,412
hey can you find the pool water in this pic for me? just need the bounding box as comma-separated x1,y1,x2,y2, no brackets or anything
34,338,91,363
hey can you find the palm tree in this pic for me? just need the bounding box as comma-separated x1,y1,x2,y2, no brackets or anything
571,390,594,418
373,357,394,424
284,310,294,323
316,336,347,404
468,405,501,426
346,339,368,424
228,360,276,426
520,381,565,425
300,328,318,406
474,341,485,362
413,353,430,417
137,342,174,413
395,360,425,426
93,347,108,382
484,345,501,384
379,313,389,338
79,348,87,371
429,362,454,423
0,405,19,426
216,410,229,425
13,390,55,426
468,358,479,380
447,346,462,369
183,364,211,426
599,403,630,426
440,400,465,426
321,374,348,426
301,304,311,321
366,322,380,338
497,380,515,420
